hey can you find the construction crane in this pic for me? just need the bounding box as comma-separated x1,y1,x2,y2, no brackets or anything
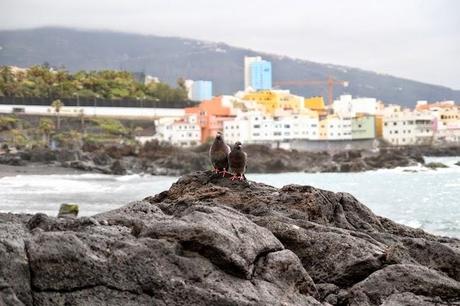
274,76,349,106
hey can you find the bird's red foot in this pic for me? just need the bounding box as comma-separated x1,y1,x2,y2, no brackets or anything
212,167,220,174
230,174,243,181
219,169,228,177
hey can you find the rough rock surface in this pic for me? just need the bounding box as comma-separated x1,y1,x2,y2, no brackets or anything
5,143,455,175
1,171,460,305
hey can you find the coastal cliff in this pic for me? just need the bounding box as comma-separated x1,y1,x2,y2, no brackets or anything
1,171,460,305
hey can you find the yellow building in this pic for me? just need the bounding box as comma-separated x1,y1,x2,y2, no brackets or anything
375,115,384,138
242,91,278,115
242,90,305,115
304,96,327,115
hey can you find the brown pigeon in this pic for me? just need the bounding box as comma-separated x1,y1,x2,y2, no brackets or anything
209,132,231,176
228,141,247,181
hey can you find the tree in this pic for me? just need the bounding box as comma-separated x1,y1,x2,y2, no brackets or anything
10,129,28,148
51,99,64,130
38,118,55,146
78,109,86,133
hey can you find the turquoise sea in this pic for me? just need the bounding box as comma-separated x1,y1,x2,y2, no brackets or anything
1,156,459,238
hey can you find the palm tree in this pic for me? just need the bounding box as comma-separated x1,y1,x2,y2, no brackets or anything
38,118,55,146
51,99,64,130
78,109,85,133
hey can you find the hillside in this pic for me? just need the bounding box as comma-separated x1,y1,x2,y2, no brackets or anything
1,27,459,107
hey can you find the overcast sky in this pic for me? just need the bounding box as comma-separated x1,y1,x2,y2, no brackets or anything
1,0,459,89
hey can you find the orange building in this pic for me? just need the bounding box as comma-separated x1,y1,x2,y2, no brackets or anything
185,96,234,143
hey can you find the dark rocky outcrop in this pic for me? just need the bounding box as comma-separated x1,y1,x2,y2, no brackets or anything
2,143,446,175
1,171,460,305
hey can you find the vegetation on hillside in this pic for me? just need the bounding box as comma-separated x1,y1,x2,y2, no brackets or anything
0,65,188,102
0,114,140,150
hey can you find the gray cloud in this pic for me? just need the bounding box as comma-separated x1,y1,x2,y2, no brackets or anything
1,0,459,89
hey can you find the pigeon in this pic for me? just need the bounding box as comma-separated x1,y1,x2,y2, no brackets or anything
228,141,247,181
209,131,231,177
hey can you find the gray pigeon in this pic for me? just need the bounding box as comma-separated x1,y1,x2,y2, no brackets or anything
228,141,247,181
209,132,231,176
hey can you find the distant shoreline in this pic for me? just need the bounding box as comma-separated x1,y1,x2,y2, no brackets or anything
0,163,86,178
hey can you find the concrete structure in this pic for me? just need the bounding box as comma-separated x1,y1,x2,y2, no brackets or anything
223,111,320,144
244,56,261,90
352,115,376,140
244,56,272,90
250,60,272,90
416,100,460,143
332,95,379,118
190,80,213,101
155,114,201,147
304,96,327,115
318,115,352,140
290,139,377,152
382,105,434,146
242,90,304,116
0,104,185,119
185,96,235,143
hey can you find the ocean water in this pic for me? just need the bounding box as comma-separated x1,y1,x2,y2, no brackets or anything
0,157,459,238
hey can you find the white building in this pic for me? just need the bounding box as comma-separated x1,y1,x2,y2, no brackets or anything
333,95,379,118
144,75,160,85
382,105,433,146
223,111,319,144
322,116,352,140
155,114,201,147
419,101,460,143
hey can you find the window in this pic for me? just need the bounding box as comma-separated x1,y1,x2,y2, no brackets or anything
253,124,261,128
393,122,397,126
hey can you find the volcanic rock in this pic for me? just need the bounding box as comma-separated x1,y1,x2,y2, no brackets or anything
1,171,459,305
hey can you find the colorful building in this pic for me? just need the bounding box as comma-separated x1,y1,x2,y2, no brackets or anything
185,96,235,143
249,60,272,90
416,100,460,143
242,90,304,115
318,115,352,140
352,115,376,140
244,56,272,90
190,80,213,101
382,105,434,146
155,114,201,147
304,96,327,115
223,111,319,144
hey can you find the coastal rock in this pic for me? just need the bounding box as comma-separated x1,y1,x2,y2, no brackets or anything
1,171,460,305
348,264,460,306
0,153,25,166
425,162,449,169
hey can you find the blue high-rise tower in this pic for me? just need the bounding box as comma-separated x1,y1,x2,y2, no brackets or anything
250,60,272,90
